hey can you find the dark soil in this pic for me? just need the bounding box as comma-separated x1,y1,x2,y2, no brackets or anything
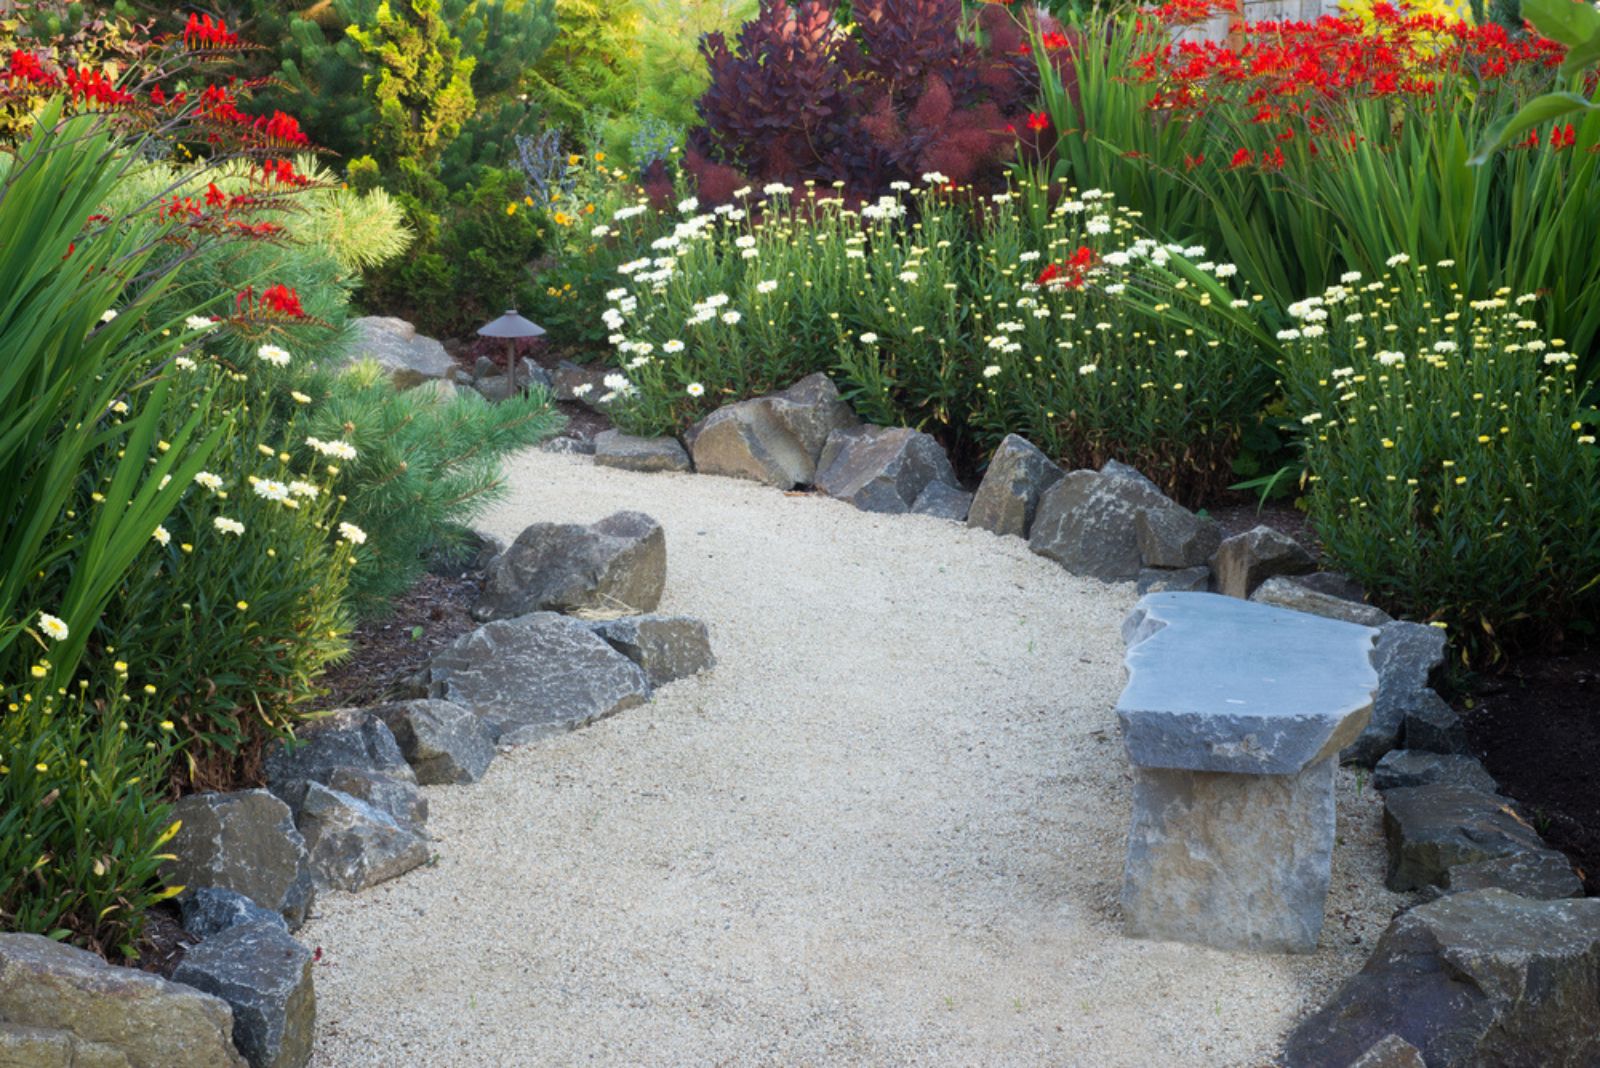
1459,641,1600,895
1203,499,1319,551
314,572,483,710
128,902,195,978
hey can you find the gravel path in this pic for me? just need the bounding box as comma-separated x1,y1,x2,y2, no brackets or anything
303,449,1407,1067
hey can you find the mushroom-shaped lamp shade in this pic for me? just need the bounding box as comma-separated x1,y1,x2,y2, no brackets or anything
477,309,546,339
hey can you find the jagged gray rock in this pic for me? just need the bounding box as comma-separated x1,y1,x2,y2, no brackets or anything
1209,525,1316,599
1029,467,1174,582
966,434,1064,538
1117,593,1380,953
685,375,857,489
0,933,246,1068
591,615,714,687
424,613,651,743
1372,750,1498,794
1135,567,1211,595
1343,622,1450,766
262,710,416,821
1437,848,1584,900
162,791,314,931
551,361,609,407
344,317,454,390
372,699,495,786
1135,501,1222,570
1382,784,1546,892
1346,1035,1426,1068
1249,575,1392,627
178,888,289,941
910,480,972,522
475,510,665,621
295,783,430,892
813,425,959,514
1403,691,1471,755
592,430,691,473
539,435,596,456
171,922,314,1068
322,767,427,830
1281,889,1600,1067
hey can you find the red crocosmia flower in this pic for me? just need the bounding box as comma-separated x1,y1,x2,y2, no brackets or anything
1551,123,1576,150
150,84,166,106
1229,147,1253,168
261,284,305,317
1184,153,1206,170
1026,112,1050,131
204,182,226,207
1035,263,1063,286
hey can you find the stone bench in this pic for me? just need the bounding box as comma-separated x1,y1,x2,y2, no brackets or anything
1116,592,1380,953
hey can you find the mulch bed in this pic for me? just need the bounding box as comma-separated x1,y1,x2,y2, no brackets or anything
1460,641,1600,896
130,902,195,978
313,572,483,710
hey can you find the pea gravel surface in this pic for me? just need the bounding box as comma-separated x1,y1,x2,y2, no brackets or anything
302,447,1408,1068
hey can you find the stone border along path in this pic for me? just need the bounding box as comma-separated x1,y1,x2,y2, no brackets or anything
301,447,1408,1068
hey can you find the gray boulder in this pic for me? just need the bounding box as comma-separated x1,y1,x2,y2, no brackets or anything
814,425,959,514
1294,570,1371,603
178,888,289,941
591,615,714,687
1281,889,1600,1067
685,375,857,489
372,699,495,785
539,435,596,456
1382,784,1545,892
0,933,246,1068
1347,1035,1426,1068
966,434,1064,538
1249,575,1392,627
344,317,454,390
910,480,973,522
1135,567,1211,595
1372,750,1497,794
1135,502,1221,570
475,511,665,621
471,375,520,404
1209,525,1316,599
323,767,427,830
1438,849,1584,901
592,430,691,473
171,922,314,1068
262,710,417,821
295,783,430,892
1028,467,1173,582
1343,621,1449,766
163,791,315,930
424,613,651,743
1403,691,1471,755
686,400,813,488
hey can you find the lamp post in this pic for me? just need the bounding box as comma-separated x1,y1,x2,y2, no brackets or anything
477,309,547,393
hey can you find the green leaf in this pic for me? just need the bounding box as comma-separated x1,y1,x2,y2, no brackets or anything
1521,0,1600,49
1469,92,1599,164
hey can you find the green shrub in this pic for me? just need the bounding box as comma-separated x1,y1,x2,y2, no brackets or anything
358,161,549,336
301,361,564,609
0,685,180,957
598,178,1266,500
1278,261,1600,661
526,0,643,132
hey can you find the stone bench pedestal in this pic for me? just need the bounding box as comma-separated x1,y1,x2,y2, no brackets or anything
1117,593,1380,953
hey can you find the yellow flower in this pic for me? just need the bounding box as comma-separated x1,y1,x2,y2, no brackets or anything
506,203,517,216
594,152,605,162
568,153,581,166
553,211,572,226
114,661,128,673
524,196,534,207
143,684,156,695
159,721,175,732
583,203,595,215
35,763,48,773
30,665,47,679
236,600,249,611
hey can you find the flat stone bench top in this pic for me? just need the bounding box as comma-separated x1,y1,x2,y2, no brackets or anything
1118,592,1380,776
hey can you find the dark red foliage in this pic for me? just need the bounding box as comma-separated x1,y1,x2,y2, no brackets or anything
685,0,1057,201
